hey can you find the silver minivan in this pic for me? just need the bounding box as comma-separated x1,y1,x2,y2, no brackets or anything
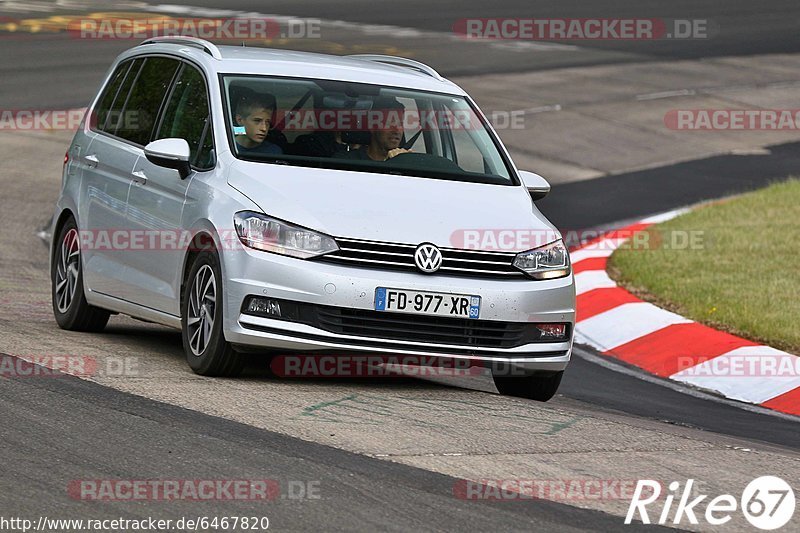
50,37,575,401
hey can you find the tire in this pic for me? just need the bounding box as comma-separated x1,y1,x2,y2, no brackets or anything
182,250,244,377
492,371,564,402
51,217,110,332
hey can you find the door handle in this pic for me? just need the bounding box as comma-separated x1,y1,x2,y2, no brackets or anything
85,154,99,168
132,170,148,186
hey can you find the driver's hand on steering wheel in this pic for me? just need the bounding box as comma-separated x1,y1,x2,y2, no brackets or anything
387,148,412,159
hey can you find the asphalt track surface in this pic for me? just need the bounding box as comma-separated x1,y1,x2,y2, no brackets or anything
539,140,800,230
135,0,800,61
1,1,799,531
2,357,667,532
4,0,800,107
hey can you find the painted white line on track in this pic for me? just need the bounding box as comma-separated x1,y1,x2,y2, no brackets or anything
513,104,563,114
0,0,149,12
636,88,696,101
639,208,689,224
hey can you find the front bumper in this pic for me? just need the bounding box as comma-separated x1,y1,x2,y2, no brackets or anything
222,246,576,374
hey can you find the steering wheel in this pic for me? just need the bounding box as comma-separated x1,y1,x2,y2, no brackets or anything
388,152,463,172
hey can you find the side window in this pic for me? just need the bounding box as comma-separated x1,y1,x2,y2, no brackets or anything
115,57,181,146
95,58,143,134
93,60,132,132
156,64,214,169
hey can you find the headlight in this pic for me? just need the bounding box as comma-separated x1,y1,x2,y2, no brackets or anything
513,239,571,280
233,211,339,259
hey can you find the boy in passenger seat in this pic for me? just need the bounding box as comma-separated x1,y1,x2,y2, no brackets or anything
234,93,283,155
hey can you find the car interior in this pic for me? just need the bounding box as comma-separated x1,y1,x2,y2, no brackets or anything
222,76,513,184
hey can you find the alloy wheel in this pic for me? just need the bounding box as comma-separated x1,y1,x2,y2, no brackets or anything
55,228,80,313
187,264,217,356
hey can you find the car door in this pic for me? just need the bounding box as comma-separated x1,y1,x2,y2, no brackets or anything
124,61,215,315
83,55,182,304
80,58,143,299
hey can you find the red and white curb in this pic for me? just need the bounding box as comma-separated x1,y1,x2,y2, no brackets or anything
571,209,800,417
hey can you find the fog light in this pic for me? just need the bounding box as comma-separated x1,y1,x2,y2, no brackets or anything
247,297,282,317
535,323,567,340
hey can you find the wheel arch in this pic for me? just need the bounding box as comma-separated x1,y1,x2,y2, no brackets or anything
180,229,220,305
50,208,77,266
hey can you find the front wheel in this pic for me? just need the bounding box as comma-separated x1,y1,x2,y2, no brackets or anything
492,371,564,402
182,250,244,377
51,217,110,332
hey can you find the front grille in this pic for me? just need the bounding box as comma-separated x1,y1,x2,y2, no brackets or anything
315,307,540,348
318,237,524,279
242,297,564,349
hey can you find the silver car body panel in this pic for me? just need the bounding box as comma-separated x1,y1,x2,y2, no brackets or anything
52,43,576,374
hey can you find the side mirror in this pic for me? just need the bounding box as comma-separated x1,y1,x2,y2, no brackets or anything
518,170,551,201
144,138,192,179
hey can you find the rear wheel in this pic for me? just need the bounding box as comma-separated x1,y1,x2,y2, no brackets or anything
182,250,244,377
51,217,110,332
492,371,564,402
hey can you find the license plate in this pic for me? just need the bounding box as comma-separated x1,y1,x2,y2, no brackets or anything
374,287,481,318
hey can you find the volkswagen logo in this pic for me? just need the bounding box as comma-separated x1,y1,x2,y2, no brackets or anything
414,243,443,273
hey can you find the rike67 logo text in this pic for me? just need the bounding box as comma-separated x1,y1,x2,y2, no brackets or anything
626,476,795,530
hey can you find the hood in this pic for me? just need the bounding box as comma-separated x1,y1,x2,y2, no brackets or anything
227,160,560,252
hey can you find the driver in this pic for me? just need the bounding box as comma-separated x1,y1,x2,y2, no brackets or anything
341,97,411,161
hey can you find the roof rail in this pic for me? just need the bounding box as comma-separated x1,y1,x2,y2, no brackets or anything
140,36,222,60
347,54,444,81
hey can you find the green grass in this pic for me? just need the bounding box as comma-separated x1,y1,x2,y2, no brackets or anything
608,178,800,354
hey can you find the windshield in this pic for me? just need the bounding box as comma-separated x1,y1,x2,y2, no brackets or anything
221,75,514,185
